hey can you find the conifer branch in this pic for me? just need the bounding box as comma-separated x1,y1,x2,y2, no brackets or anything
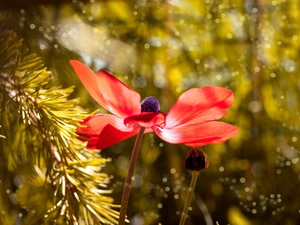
0,31,119,225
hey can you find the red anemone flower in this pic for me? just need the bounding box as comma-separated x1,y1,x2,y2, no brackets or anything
70,60,238,150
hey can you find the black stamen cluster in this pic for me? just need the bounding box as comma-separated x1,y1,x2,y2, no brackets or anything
141,96,160,112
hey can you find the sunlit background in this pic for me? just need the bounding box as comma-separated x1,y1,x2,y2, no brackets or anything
1,0,300,224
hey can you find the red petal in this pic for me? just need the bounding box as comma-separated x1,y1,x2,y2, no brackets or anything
77,114,139,149
124,112,166,128
70,60,141,118
94,70,141,117
153,121,238,146
70,60,105,107
166,87,234,128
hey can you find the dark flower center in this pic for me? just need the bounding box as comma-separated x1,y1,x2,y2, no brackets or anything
141,96,160,112
184,149,208,172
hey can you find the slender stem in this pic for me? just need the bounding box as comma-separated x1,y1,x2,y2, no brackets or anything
179,171,200,225
118,127,146,225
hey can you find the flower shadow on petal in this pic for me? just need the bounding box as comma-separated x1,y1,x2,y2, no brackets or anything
124,112,166,128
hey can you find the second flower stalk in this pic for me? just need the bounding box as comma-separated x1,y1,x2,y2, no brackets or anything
179,149,209,225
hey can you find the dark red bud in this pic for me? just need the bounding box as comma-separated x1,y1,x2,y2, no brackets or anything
184,149,209,172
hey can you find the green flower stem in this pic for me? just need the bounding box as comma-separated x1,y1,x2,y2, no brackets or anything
179,171,200,225
118,127,146,225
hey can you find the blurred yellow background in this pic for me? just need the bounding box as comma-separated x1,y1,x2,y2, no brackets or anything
0,0,300,225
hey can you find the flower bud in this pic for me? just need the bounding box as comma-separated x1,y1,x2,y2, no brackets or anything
141,96,160,112
184,149,209,172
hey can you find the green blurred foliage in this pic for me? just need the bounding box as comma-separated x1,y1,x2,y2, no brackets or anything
1,0,300,225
